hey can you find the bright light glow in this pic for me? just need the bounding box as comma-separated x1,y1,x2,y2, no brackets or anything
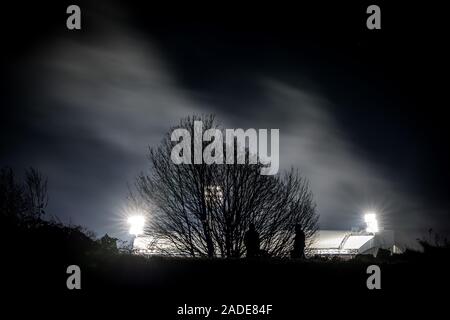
364,212,379,233
127,215,145,236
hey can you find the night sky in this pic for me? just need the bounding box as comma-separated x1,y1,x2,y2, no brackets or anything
1,1,449,240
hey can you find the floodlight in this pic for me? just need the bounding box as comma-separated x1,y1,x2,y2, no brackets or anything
364,212,379,233
128,215,145,236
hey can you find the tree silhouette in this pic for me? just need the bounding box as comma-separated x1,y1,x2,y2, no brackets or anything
135,115,318,258
0,166,48,227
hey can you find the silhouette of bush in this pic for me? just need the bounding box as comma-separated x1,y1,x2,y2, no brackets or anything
0,166,109,264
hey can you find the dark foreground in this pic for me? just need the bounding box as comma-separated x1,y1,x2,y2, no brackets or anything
3,247,449,318
1,218,448,317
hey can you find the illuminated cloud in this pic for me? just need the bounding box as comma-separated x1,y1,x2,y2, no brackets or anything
2,5,441,245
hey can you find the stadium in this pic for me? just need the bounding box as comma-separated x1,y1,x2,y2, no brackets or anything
308,229,403,259
130,212,410,258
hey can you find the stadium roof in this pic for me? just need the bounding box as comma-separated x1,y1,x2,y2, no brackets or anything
342,235,374,250
309,231,349,249
309,230,376,256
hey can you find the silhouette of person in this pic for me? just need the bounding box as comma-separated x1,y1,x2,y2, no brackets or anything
244,223,260,258
291,224,305,259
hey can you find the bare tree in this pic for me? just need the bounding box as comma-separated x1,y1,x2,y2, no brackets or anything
24,167,49,219
136,115,318,258
0,167,48,226
0,167,25,222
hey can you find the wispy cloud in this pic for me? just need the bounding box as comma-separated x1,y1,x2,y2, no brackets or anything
6,10,437,244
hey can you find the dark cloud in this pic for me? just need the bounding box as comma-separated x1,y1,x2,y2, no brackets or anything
1,2,448,242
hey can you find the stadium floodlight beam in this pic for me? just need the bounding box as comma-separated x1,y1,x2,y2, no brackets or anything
364,212,379,234
127,215,145,236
